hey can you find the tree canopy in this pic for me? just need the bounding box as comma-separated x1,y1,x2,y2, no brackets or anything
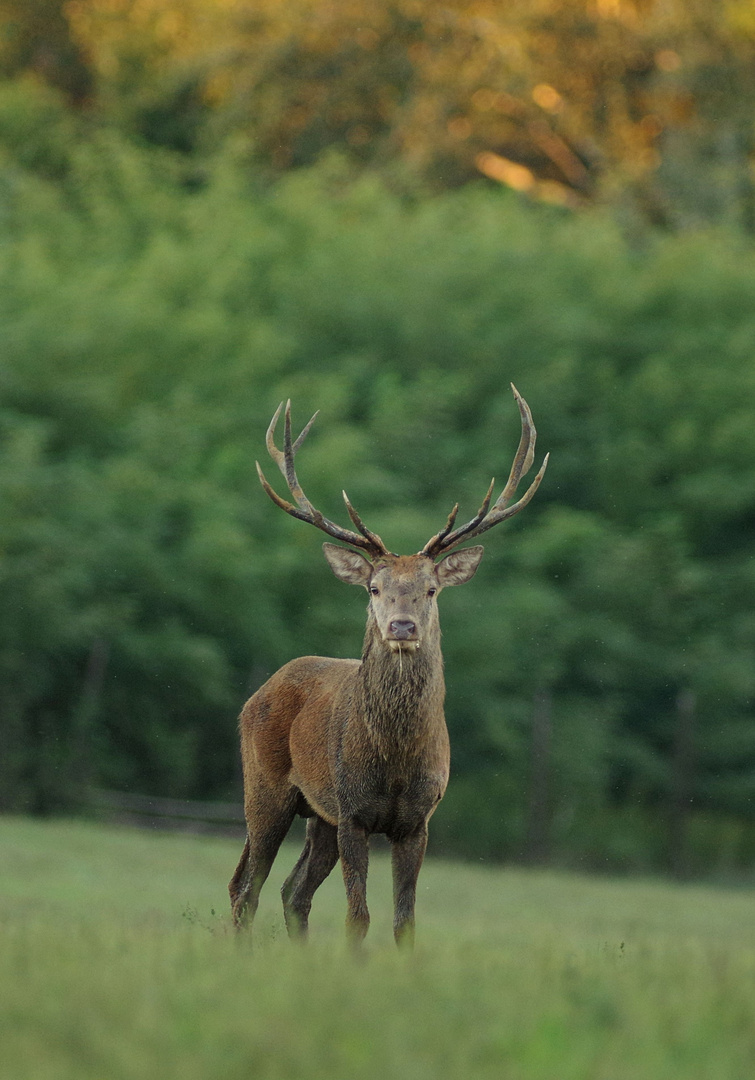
3,1,755,222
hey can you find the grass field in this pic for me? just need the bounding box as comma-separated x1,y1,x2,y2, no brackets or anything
1,816,754,1080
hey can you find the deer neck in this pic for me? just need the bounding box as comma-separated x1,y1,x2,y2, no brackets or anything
358,616,446,756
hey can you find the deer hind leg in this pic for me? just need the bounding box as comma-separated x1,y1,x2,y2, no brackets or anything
391,824,428,950
229,785,298,931
281,815,339,940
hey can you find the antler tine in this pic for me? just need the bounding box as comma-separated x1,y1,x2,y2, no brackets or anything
293,408,319,453
474,451,549,533
421,476,497,559
266,401,319,486
256,460,308,520
420,502,460,559
257,402,388,558
420,386,548,558
494,384,536,511
265,402,286,472
342,491,390,552
279,400,316,514
452,476,496,539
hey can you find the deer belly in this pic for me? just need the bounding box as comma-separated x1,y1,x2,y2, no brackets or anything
288,725,340,826
290,779,340,826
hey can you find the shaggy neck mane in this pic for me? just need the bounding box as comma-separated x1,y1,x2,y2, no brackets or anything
358,616,445,757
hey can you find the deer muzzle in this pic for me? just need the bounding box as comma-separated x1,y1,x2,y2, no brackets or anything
386,619,420,652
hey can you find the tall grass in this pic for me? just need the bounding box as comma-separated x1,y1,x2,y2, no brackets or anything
1,817,754,1079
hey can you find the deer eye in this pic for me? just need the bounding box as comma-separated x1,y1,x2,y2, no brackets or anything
427,588,437,598
369,586,380,597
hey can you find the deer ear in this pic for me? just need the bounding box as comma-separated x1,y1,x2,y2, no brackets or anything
323,543,373,586
436,545,484,587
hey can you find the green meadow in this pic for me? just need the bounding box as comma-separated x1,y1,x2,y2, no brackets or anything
1,816,753,1080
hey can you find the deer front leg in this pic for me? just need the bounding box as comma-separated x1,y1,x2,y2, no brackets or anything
338,818,370,946
391,824,428,949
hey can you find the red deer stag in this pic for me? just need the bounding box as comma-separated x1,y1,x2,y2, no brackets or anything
229,386,548,947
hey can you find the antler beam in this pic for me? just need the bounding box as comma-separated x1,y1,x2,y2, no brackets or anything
256,401,389,558
421,385,549,559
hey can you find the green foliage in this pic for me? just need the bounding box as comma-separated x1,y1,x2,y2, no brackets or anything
2,817,755,1080
1,115,755,868
0,77,76,178
30,0,755,223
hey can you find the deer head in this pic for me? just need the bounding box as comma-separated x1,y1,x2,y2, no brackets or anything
256,387,549,654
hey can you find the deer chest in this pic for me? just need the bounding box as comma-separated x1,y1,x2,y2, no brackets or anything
337,760,448,840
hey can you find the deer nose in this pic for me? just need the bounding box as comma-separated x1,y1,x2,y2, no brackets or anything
389,619,417,640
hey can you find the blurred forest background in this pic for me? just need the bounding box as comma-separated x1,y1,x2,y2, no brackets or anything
1,0,755,876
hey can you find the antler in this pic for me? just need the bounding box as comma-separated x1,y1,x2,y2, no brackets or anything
256,401,389,559
421,385,549,559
